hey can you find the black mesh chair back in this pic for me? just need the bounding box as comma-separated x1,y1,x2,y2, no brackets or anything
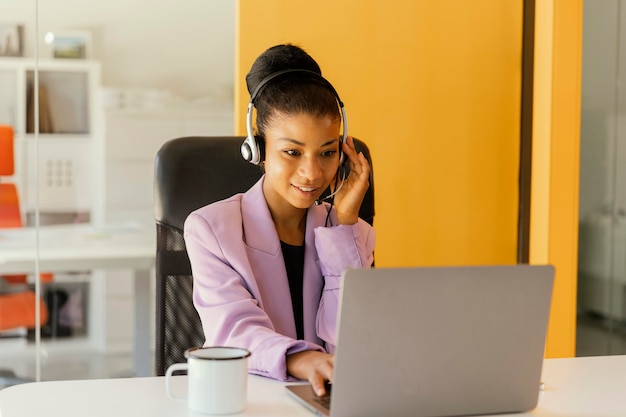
153,136,374,376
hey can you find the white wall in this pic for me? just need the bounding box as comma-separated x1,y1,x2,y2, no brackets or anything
1,0,235,99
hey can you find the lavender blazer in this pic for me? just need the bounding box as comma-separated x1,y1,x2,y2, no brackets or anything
183,177,375,380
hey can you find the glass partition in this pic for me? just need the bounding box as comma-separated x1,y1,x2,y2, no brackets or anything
0,0,235,384
578,0,626,356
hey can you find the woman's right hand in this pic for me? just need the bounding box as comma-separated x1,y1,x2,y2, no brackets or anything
287,350,334,397
333,136,371,225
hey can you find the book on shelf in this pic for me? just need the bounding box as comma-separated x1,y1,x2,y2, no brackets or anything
26,81,54,134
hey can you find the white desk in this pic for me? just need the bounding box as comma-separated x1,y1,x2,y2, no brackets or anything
0,355,625,416
0,223,155,377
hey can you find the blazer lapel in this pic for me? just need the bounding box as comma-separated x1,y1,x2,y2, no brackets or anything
240,177,329,346
241,178,297,337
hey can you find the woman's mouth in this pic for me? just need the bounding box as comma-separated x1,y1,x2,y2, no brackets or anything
293,185,319,195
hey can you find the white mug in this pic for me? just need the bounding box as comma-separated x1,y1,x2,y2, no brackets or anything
165,346,251,415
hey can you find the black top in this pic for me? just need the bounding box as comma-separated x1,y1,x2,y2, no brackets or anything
280,241,305,340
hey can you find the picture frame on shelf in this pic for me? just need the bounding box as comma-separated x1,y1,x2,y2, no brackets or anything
0,24,24,57
44,30,91,60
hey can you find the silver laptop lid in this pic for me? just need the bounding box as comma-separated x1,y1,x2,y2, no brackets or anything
330,265,554,417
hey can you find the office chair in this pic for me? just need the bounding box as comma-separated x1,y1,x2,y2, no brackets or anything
153,136,374,376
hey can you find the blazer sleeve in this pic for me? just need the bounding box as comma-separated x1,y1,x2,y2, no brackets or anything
184,209,324,381
314,219,376,349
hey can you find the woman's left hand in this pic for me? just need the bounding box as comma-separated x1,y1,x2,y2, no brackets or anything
333,136,371,225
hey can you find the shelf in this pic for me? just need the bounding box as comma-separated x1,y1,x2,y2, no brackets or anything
1,57,106,360
0,57,100,72
25,271,92,285
23,134,94,141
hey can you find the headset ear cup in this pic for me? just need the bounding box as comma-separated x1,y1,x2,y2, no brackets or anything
241,135,258,165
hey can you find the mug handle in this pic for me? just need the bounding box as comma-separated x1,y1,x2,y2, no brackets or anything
165,363,188,400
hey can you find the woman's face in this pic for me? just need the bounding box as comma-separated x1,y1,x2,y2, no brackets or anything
262,111,341,215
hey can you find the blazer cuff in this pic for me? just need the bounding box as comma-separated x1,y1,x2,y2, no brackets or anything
249,339,324,382
315,223,364,283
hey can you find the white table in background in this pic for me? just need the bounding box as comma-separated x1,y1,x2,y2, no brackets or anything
1,355,626,416
0,223,155,377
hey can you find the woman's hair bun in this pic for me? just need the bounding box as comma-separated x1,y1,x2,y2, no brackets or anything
246,44,322,95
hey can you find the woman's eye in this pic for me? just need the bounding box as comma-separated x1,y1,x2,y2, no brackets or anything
285,149,301,157
321,149,337,158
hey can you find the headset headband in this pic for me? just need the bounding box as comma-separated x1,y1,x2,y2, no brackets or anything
249,69,345,107
243,68,348,165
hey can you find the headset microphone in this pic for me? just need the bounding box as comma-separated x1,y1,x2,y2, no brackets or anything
315,166,347,205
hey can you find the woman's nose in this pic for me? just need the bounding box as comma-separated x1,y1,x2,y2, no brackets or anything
298,156,323,180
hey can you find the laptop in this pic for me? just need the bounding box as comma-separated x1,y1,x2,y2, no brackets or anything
286,264,554,417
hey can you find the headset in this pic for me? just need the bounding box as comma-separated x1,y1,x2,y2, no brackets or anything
242,68,349,166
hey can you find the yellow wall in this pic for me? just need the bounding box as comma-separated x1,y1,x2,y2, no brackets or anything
531,0,582,357
234,0,578,356
235,0,521,268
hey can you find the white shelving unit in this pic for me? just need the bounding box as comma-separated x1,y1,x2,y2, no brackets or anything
0,57,106,358
0,57,104,223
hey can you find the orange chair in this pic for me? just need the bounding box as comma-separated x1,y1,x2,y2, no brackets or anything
0,292,49,331
0,124,20,228
0,125,50,332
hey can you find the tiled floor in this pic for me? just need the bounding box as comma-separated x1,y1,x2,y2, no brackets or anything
576,312,626,356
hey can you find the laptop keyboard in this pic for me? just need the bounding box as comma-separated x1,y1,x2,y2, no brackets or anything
313,393,331,409
312,382,332,410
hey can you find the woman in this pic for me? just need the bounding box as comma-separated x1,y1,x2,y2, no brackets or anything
184,44,375,396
